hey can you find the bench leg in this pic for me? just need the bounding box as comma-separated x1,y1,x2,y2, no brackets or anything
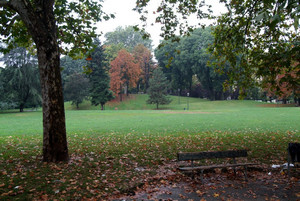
233,158,237,176
243,166,248,182
287,152,291,179
200,169,204,184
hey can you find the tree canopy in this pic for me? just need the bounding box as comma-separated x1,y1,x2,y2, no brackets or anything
104,26,153,51
133,44,155,92
155,28,230,100
136,0,299,98
0,0,113,56
209,0,299,98
109,49,140,101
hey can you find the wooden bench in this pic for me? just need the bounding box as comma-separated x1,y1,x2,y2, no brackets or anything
177,150,257,183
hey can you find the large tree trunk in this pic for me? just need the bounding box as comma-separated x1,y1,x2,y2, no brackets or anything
37,42,69,162
11,1,69,162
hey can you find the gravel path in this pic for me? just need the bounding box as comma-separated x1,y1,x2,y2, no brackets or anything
112,165,300,201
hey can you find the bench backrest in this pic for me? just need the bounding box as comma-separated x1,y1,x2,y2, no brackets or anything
178,150,248,161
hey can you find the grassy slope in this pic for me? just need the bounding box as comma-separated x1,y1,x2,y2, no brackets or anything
65,94,263,110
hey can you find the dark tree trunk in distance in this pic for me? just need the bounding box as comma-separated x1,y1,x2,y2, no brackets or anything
20,103,24,112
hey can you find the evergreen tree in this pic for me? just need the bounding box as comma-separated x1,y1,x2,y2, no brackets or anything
147,68,172,109
89,42,114,110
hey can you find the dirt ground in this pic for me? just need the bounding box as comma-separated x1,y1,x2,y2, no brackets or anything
111,163,300,201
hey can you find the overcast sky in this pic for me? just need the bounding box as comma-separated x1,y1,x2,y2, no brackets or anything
98,0,226,48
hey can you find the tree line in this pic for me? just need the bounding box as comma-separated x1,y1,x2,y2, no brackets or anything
1,26,298,112
0,26,157,110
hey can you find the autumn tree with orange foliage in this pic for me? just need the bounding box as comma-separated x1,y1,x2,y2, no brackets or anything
110,49,141,101
133,44,155,92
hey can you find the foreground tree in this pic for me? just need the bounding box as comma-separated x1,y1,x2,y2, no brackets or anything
0,0,111,162
147,67,172,109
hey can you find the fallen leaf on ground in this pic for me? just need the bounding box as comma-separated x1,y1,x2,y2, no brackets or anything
214,193,220,197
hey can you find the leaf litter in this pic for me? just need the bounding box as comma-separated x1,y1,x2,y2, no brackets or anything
0,131,299,200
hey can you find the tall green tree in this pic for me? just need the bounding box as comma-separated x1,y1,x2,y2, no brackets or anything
64,73,89,109
179,28,229,100
105,26,153,51
0,0,113,162
0,47,41,112
147,67,172,109
89,42,114,110
155,28,230,100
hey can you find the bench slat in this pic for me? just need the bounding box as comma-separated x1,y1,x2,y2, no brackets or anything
178,150,248,161
178,163,257,171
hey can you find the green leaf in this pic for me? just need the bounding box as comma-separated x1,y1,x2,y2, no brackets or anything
294,16,299,30
255,11,266,22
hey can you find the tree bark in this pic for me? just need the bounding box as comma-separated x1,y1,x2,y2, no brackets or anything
9,0,69,162
36,19,68,162
37,42,69,162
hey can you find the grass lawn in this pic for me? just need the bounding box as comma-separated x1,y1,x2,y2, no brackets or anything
0,95,299,200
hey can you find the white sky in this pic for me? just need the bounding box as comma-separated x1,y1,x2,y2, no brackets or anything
98,0,226,48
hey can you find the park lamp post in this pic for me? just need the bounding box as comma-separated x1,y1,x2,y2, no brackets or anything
187,92,189,110
178,88,180,104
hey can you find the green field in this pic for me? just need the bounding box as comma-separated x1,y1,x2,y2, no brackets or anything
0,95,299,200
